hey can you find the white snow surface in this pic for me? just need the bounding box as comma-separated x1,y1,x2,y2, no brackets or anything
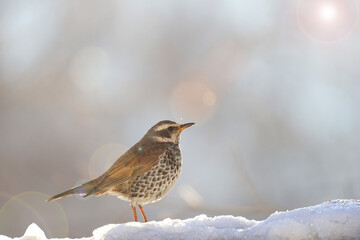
2,199,360,240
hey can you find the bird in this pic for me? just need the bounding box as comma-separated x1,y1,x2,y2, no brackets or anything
47,120,194,222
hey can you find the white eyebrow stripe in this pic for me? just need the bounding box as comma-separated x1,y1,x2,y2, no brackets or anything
152,136,175,143
154,124,178,132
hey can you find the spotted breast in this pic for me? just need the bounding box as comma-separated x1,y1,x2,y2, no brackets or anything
124,144,182,206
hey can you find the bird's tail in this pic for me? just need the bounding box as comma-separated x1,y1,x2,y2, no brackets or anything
47,179,98,202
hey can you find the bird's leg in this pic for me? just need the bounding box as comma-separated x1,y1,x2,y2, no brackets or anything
138,205,148,222
131,205,138,222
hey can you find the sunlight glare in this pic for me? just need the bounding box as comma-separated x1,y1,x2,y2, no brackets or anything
297,0,360,44
319,3,337,22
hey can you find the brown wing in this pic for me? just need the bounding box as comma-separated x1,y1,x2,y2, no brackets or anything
86,142,166,196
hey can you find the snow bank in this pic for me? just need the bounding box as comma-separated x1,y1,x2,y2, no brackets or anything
2,199,360,240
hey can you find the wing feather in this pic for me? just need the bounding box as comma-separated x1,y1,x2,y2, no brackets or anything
87,142,166,195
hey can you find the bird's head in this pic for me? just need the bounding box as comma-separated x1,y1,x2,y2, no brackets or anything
144,120,194,144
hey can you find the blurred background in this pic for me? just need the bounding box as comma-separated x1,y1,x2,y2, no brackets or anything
1,0,360,238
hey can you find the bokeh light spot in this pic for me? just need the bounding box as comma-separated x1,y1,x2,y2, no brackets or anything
202,90,217,106
171,78,218,124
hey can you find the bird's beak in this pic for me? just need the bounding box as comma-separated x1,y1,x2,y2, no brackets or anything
179,122,195,131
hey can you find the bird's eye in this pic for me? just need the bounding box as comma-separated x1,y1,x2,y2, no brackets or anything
168,126,176,131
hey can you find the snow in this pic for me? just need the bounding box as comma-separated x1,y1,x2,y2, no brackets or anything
2,200,360,240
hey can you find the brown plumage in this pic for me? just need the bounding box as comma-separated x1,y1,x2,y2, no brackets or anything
47,120,194,222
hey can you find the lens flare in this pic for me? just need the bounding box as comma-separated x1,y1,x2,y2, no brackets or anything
297,0,359,44
73,179,91,201
0,192,68,238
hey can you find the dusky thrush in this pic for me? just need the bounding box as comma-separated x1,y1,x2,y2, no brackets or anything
47,120,194,222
